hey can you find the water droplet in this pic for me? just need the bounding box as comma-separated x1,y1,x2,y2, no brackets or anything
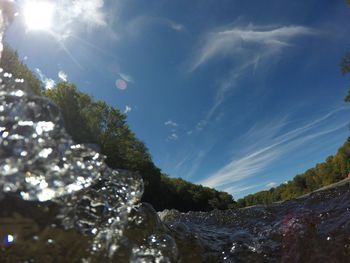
5,234,14,244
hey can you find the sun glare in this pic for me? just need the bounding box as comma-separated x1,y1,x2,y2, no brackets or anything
23,1,55,31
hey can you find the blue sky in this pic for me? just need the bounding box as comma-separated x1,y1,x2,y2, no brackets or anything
5,0,350,198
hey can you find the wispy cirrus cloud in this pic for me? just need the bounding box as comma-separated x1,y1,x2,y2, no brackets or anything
199,107,349,195
190,24,316,130
119,73,134,83
190,24,315,72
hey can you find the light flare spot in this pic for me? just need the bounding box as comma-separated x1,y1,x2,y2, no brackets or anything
116,79,128,90
6,235,14,244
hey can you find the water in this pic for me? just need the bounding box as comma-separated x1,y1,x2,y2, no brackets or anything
160,182,350,262
1,4,350,262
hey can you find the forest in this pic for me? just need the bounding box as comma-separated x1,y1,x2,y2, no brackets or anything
1,45,236,212
237,138,350,207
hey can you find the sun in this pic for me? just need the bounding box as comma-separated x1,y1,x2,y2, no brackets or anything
23,1,55,31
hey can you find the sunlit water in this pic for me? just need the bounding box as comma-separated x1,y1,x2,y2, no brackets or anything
1,5,350,263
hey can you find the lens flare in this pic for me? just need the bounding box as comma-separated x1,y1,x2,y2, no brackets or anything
23,1,55,31
116,79,128,90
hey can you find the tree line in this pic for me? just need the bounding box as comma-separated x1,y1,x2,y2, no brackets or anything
1,45,236,212
237,138,350,207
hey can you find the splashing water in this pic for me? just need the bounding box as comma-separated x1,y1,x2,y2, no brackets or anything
0,46,178,263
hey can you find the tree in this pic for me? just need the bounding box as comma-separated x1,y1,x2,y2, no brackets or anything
238,138,350,207
0,45,42,94
341,52,350,101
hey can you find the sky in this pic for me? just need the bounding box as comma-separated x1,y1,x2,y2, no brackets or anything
4,0,350,199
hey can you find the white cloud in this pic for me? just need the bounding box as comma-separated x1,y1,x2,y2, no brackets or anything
169,133,178,141
164,120,181,141
35,68,56,90
191,25,314,71
199,108,349,194
168,20,185,32
124,105,132,114
165,120,178,127
58,70,68,82
119,73,134,83
266,182,277,188
59,0,107,29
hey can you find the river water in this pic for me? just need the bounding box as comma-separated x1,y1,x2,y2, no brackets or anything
1,5,350,263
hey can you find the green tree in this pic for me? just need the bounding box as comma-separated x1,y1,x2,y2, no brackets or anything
238,138,350,207
43,82,163,207
0,45,42,94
